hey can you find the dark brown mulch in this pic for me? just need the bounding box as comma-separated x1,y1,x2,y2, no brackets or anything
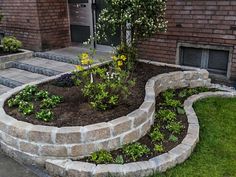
4,62,181,127
0,47,21,57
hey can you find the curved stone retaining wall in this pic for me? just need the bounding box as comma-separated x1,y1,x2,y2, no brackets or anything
45,91,236,177
0,64,210,166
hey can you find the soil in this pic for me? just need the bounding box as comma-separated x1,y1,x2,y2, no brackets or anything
0,47,22,57
4,62,181,127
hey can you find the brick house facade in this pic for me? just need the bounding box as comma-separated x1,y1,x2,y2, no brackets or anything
0,0,70,51
0,0,236,80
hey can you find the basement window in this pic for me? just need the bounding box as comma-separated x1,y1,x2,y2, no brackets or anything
180,46,229,76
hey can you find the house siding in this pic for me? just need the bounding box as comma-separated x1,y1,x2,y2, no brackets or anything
138,0,236,80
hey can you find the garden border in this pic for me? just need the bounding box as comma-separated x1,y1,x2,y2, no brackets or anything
0,61,210,166
45,91,236,177
0,48,33,69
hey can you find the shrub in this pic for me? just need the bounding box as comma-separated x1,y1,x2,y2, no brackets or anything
162,89,175,100
90,150,113,164
123,142,150,161
154,144,164,153
35,90,49,100
36,109,54,122
150,127,164,142
40,95,62,109
169,134,178,142
73,52,136,111
2,36,22,53
166,121,184,135
18,101,34,115
156,109,176,122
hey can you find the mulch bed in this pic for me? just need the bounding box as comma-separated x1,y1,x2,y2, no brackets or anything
0,47,21,57
4,62,181,127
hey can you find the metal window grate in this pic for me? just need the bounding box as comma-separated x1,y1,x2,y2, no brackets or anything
180,47,229,76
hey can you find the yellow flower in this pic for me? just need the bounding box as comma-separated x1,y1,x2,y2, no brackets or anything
117,60,123,67
81,53,89,60
120,55,127,61
112,55,118,61
81,58,89,65
76,65,84,71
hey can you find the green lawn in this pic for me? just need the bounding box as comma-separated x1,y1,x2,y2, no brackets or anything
152,97,236,177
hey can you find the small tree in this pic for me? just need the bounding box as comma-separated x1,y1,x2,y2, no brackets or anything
97,0,167,49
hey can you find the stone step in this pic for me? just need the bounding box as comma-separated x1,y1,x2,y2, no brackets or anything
0,84,11,94
15,57,76,73
0,68,47,87
34,52,79,65
0,76,24,88
10,61,62,77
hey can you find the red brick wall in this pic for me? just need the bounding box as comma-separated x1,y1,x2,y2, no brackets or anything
0,0,70,51
36,0,70,50
138,0,236,80
0,0,42,50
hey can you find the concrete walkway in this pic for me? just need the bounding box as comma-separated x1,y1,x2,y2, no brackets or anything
0,47,111,177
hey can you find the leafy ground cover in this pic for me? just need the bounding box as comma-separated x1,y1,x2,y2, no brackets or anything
81,87,214,164
151,97,236,177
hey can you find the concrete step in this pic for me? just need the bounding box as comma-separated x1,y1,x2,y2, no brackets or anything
0,68,47,87
10,61,62,77
15,57,76,73
34,46,112,65
0,84,11,94
34,52,79,65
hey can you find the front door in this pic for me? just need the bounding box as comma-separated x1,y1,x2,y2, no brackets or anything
68,0,93,43
68,0,120,49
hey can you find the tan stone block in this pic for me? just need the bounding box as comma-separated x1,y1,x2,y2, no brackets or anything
55,127,82,144
40,145,68,157
122,129,140,145
83,123,111,142
110,116,132,136
19,141,39,154
128,109,148,128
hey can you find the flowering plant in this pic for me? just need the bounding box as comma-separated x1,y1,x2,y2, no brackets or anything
73,52,136,111
97,0,167,47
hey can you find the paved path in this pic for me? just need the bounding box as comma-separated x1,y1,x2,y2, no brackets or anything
0,47,111,177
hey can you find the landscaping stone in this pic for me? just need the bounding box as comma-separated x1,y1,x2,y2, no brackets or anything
82,123,111,142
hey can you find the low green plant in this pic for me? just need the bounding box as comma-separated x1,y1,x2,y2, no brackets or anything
177,107,185,115
154,144,164,153
17,85,38,101
40,95,62,109
164,99,182,108
114,155,124,164
35,90,49,100
90,150,113,164
169,134,178,142
2,36,22,53
18,101,34,115
166,121,184,135
150,127,164,142
123,142,150,161
162,89,175,100
36,109,54,122
156,109,176,122
178,89,188,98
7,95,21,107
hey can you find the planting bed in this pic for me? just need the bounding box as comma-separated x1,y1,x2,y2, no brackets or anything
81,87,216,164
4,62,181,127
0,61,212,169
